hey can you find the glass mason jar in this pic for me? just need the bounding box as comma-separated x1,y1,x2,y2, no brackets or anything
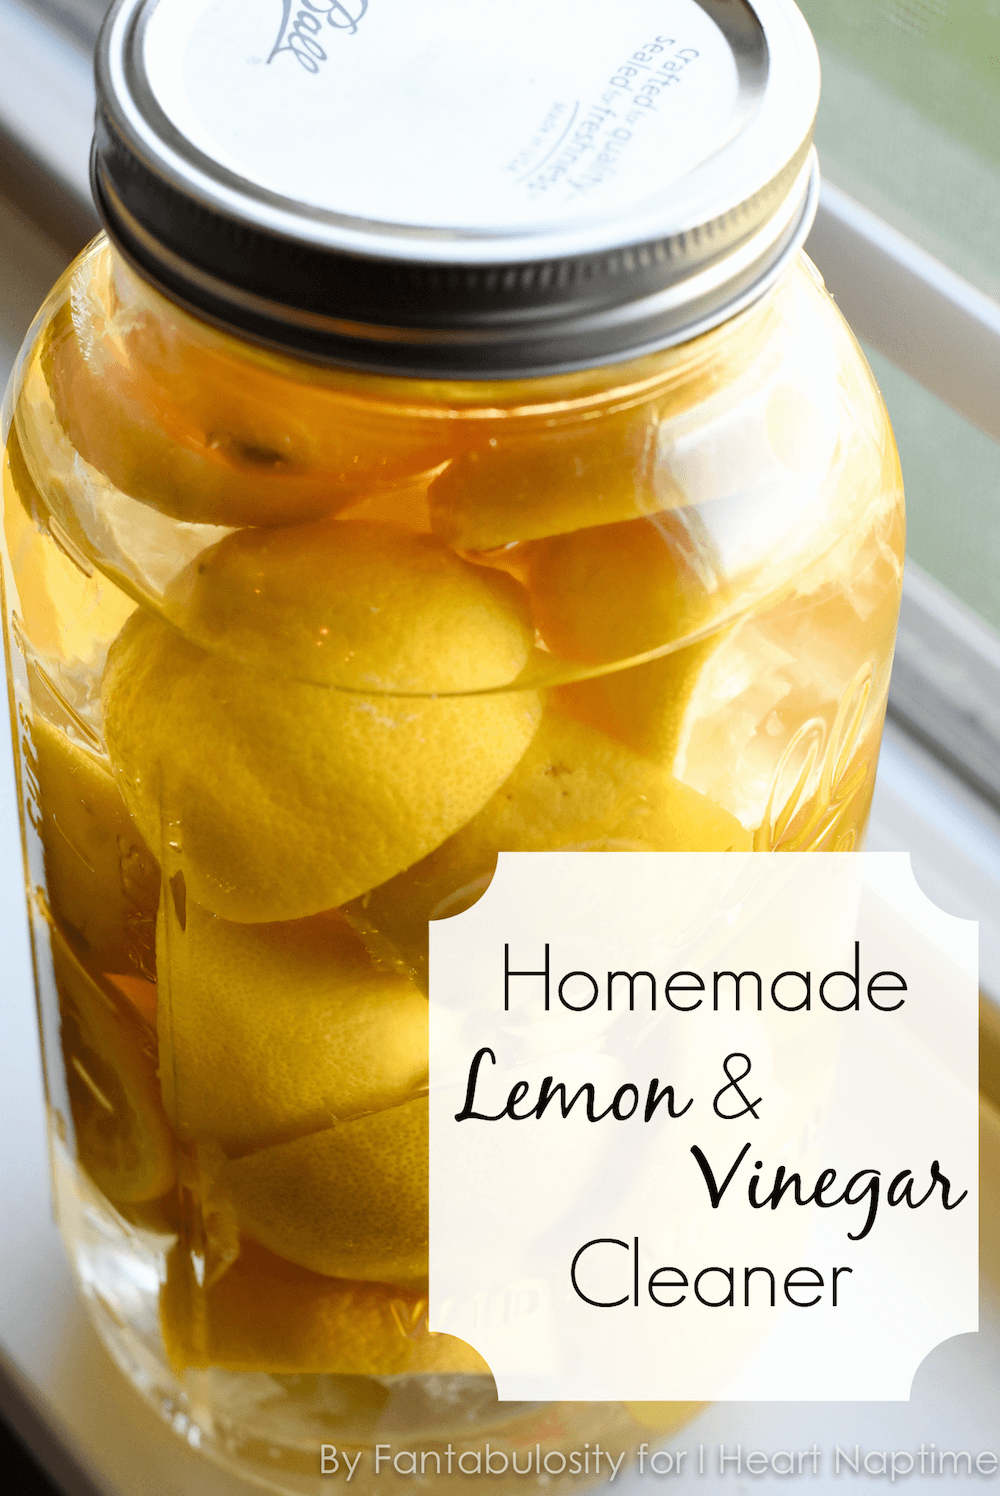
1,0,902,1490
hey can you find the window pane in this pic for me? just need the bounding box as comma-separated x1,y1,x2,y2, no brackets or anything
800,1,1000,633
863,341,1000,631
800,0,1000,299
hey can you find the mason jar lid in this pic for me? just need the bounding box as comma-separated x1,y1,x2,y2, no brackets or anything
92,0,821,377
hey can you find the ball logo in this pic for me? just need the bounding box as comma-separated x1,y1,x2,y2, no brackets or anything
267,0,368,73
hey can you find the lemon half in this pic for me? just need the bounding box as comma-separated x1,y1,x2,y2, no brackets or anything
157,901,428,1152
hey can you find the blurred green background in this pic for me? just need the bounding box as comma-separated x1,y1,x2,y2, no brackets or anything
798,0,1000,631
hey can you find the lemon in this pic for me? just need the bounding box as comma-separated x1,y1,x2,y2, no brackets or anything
526,510,735,766
344,708,749,984
527,511,725,667
101,607,542,923
165,519,535,692
161,1238,487,1376
43,288,441,528
157,900,428,1151
552,640,724,766
605,758,752,853
52,929,175,1203
219,1098,428,1283
425,287,782,554
31,715,159,979
428,406,682,549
